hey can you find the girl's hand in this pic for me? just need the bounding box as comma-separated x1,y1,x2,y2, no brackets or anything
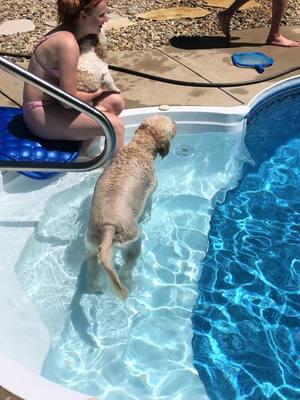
92,87,104,98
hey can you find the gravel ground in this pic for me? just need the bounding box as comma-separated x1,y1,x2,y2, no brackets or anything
0,0,299,58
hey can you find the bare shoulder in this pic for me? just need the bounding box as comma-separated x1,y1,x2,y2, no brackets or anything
50,31,79,55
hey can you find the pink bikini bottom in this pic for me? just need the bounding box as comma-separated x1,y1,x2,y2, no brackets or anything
23,100,53,113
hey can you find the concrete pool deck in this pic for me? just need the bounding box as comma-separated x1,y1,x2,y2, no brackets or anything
0,26,300,109
0,24,300,400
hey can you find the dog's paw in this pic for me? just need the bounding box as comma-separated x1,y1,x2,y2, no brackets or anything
86,274,106,294
86,282,105,294
111,85,121,94
101,82,121,94
116,284,129,300
119,272,134,294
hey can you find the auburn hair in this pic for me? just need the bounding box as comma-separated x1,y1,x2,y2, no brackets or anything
57,0,102,26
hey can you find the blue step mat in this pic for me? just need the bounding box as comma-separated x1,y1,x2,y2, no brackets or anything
0,107,80,179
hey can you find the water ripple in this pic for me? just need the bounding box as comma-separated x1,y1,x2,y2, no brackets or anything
193,91,300,400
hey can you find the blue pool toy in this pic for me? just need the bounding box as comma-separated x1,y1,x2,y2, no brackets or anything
232,52,274,73
0,107,80,179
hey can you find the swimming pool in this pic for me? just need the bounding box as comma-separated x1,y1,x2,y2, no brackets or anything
0,76,299,400
192,78,300,400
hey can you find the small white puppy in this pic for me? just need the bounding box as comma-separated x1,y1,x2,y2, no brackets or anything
77,33,120,94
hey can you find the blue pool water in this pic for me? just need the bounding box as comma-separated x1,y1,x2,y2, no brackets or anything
192,90,300,399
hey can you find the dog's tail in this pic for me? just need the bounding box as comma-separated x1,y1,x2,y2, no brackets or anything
98,225,128,300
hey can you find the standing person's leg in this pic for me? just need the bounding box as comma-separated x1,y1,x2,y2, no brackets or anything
266,0,299,47
217,0,250,39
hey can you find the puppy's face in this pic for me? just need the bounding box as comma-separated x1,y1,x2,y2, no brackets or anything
141,115,177,158
79,34,98,52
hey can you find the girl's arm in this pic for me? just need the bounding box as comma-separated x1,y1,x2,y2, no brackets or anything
57,33,103,106
76,88,104,104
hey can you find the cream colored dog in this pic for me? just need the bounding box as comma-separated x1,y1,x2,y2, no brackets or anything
77,33,120,94
84,115,176,299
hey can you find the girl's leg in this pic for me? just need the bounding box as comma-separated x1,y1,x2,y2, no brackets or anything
24,103,124,154
83,93,125,156
80,111,124,155
103,111,124,153
93,91,125,116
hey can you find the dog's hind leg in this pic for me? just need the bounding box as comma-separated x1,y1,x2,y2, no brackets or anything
85,235,106,293
120,236,142,292
86,255,107,293
102,72,120,93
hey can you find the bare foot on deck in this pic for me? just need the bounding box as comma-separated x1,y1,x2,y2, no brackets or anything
217,11,231,40
266,34,299,47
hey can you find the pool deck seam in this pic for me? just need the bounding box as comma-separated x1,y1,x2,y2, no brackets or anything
0,88,21,107
155,46,245,105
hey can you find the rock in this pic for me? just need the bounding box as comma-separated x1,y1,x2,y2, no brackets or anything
0,19,35,35
0,0,298,55
137,7,210,21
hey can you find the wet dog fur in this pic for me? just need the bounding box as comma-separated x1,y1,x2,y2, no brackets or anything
84,115,176,299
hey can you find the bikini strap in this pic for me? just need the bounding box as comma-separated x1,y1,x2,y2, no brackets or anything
32,31,68,72
33,31,66,52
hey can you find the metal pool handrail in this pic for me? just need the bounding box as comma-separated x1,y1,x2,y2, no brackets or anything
0,56,116,172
